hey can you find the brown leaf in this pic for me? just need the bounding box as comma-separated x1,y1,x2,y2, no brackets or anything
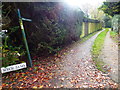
38,85,43,88
33,78,38,82
39,67,44,71
33,86,37,89
16,73,20,77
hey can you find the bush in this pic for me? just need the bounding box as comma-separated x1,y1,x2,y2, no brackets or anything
112,15,120,34
1,26,25,67
2,2,84,56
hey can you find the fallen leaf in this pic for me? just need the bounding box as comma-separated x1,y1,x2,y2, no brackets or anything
33,86,37,89
39,85,43,88
33,78,38,82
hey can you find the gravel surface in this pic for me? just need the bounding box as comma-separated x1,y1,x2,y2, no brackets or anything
48,30,118,88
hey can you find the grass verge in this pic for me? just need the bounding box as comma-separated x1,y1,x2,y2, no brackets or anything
110,31,118,43
92,28,109,72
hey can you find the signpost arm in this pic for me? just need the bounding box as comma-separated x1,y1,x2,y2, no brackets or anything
17,9,32,67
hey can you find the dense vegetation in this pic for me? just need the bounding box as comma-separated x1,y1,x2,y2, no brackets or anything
1,2,101,67
111,15,120,34
99,2,120,17
99,2,120,33
102,15,111,28
2,2,84,56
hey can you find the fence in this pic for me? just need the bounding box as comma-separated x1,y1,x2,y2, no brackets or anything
80,20,102,38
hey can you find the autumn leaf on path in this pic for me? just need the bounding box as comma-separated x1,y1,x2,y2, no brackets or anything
33,78,38,82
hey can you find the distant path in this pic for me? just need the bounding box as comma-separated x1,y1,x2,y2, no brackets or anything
99,30,118,83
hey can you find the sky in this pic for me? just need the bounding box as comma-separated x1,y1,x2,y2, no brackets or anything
64,0,106,8
64,0,106,18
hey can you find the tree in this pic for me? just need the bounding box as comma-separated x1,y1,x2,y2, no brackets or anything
102,15,112,28
2,2,85,56
99,2,120,17
80,3,92,18
89,7,104,21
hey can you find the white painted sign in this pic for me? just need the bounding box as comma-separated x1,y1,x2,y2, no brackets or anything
1,63,27,73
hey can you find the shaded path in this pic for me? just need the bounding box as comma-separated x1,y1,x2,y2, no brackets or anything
99,30,118,83
2,30,118,88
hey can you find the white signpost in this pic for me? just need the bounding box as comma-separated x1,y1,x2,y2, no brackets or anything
1,63,27,73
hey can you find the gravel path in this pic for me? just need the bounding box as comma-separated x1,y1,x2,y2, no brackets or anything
48,30,118,88
99,30,118,83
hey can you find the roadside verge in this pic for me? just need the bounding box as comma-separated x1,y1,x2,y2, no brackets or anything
92,28,109,72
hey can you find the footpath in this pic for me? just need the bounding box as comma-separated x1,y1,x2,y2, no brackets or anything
99,30,118,83
2,30,118,88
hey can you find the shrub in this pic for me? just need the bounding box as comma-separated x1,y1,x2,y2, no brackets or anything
1,26,25,67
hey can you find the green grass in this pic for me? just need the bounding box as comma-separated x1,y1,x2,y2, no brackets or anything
110,30,120,49
92,28,109,72
110,31,118,43
110,31,117,36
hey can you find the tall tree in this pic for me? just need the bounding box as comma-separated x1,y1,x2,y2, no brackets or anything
99,2,120,17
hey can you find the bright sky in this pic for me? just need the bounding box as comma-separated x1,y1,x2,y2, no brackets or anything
65,0,106,8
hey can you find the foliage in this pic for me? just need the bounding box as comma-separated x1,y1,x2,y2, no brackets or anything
99,2,120,17
102,15,112,28
111,15,120,34
89,7,104,21
2,46,25,67
2,2,102,57
110,31,117,36
110,31,118,43
37,42,61,54
99,2,120,35
2,46,20,67
2,2,85,56
1,26,25,67
92,29,109,72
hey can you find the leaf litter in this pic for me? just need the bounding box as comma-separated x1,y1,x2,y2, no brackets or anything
2,32,118,88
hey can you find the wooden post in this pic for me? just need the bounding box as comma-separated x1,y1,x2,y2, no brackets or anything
17,9,32,67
